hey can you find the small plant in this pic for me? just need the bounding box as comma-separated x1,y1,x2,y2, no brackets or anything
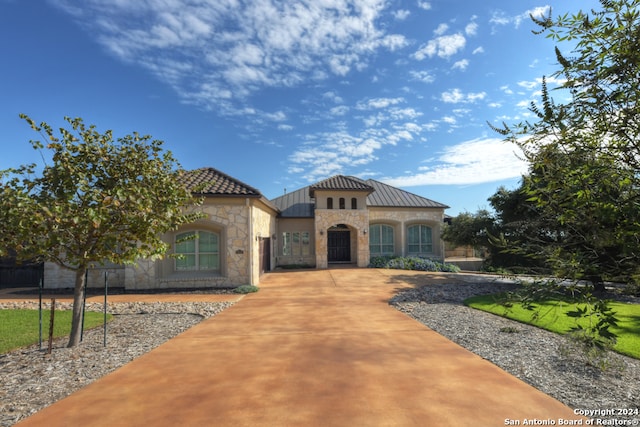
233,285,259,294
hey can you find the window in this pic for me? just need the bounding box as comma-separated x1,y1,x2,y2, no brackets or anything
282,231,311,256
175,231,219,271
407,225,433,254
351,198,357,209
327,197,333,209
369,224,394,255
339,197,345,209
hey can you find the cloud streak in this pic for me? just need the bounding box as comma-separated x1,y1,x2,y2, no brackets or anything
383,138,528,186
53,0,407,114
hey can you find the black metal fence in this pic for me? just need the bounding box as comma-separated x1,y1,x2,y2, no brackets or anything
0,257,43,288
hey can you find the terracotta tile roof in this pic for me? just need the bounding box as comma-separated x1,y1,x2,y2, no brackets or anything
308,175,374,197
181,167,262,197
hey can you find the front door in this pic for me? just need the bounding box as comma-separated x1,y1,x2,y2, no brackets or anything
328,230,351,262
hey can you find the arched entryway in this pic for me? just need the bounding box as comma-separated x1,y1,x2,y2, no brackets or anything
327,224,351,263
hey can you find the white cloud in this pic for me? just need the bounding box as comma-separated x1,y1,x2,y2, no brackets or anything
288,96,427,181
413,33,466,60
383,138,528,186
490,6,551,29
330,106,349,116
465,21,478,36
393,9,411,20
278,124,293,131
409,70,436,83
441,88,486,103
434,23,449,36
417,1,432,11
54,0,406,112
472,46,484,54
452,59,469,71
356,97,404,110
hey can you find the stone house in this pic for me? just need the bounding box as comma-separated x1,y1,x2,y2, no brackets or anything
39,168,449,290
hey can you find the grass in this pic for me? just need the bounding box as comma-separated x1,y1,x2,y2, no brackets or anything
464,294,640,359
0,309,112,353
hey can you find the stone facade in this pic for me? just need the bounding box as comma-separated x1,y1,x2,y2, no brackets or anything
314,208,370,268
369,207,446,259
32,172,448,291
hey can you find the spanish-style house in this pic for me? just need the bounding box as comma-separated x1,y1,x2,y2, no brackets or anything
26,167,449,290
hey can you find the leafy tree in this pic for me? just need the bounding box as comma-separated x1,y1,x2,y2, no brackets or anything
0,115,202,347
493,0,640,290
441,209,494,250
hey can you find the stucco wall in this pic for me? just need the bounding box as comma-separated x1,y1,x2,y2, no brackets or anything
275,218,316,267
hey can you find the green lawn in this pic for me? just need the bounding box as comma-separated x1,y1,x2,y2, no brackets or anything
464,294,640,359
0,309,112,353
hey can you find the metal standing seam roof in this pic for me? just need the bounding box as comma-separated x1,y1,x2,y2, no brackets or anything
270,186,314,217
180,167,263,196
271,175,449,217
364,179,450,209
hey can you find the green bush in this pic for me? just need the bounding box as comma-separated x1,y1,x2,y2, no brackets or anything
368,255,460,273
233,285,259,294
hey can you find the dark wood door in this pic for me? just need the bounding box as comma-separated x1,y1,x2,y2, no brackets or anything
259,238,270,274
328,231,350,262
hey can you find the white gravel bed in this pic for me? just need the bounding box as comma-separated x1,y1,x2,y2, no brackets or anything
0,300,234,427
390,280,640,422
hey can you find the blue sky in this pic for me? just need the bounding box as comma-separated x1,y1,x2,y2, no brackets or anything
1,0,596,215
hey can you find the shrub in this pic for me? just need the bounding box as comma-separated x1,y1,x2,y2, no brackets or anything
233,285,259,294
368,256,460,273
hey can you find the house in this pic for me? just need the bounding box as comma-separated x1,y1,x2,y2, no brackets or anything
37,168,449,290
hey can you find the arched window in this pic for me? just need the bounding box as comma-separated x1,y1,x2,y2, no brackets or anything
339,197,345,209
369,224,394,255
175,231,220,271
351,197,357,209
407,225,433,254
327,197,333,209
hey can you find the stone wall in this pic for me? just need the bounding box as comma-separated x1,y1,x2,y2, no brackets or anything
369,207,445,259
43,263,126,290
314,209,370,268
250,200,277,285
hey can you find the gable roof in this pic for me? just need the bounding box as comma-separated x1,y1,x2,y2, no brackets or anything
270,175,448,217
181,167,263,197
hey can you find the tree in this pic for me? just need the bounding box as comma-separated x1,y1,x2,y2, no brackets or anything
0,115,202,347
493,0,640,290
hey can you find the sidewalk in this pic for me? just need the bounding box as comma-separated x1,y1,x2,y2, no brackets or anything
15,268,584,426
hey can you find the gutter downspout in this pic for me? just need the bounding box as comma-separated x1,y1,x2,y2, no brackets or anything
247,198,254,286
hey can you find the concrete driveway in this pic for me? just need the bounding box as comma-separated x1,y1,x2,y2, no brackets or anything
16,268,583,426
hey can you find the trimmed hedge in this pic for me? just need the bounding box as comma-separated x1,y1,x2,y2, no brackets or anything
369,255,460,273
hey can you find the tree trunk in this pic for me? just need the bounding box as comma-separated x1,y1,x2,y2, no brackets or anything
67,268,87,348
